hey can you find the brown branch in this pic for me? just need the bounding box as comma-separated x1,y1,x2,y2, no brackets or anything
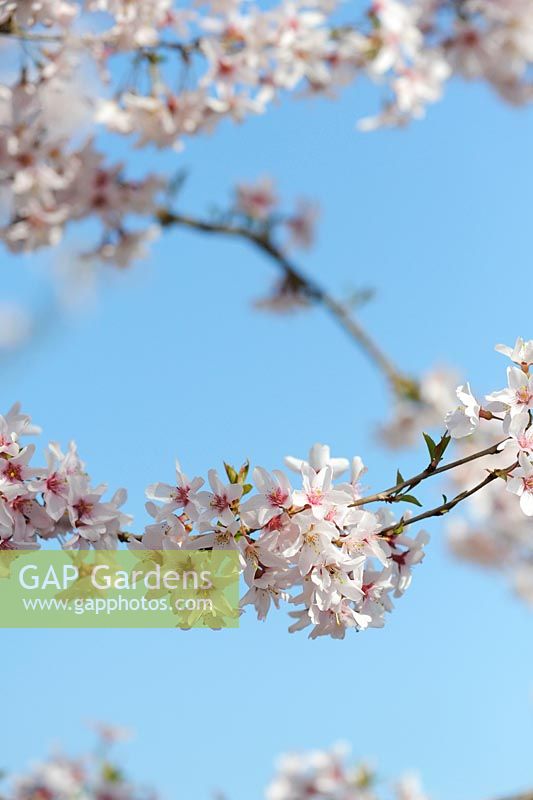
496,794,533,800
157,209,414,392
352,437,506,507
378,461,517,538
0,26,200,58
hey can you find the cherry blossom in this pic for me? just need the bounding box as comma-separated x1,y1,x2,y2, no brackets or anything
265,743,430,800
445,383,481,439
236,177,278,221
495,337,533,368
486,366,533,417
292,464,352,521
0,0,532,269
436,338,533,604
240,466,293,527
506,452,533,516
503,412,533,456
195,469,244,525
0,402,432,637
285,442,349,477
1,734,436,800
4,338,533,636
146,459,204,520
378,367,459,448
0,404,129,550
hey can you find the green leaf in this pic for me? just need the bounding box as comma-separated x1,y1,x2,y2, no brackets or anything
396,469,405,485
434,433,452,462
101,764,123,784
145,51,166,65
166,168,189,200
224,462,238,484
392,521,405,536
238,460,250,484
423,432,436,459
242,483,253,496
400,494,423,507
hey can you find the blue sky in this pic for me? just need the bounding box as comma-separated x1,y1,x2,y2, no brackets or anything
2,73,533,800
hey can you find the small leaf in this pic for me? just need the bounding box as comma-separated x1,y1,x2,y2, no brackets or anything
238,460,250,484
400,494,423,507
101,763,123,784
423,432,436,459
396,469,405,485
166,168,189,200
393,521,405,535
242,483,253,496
145,51,166,65
224,463,238,484
433,433,452,462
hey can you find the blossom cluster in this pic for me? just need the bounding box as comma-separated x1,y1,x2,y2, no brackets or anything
235,176,319,253
6,725,150,800
378,366,460,449
1,0,533,262
142,443,430,639
376,338,533,605
7,336,533,637
266,744,429,800
0,72,163,261
4,734,430,800
0,402,131,550
0,403,429,639
442,337,533,603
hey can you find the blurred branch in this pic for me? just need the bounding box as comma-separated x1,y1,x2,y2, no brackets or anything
157,208,416,395
496,794,533,800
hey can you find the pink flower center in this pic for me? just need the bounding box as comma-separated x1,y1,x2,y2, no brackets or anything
11,496,29,513
211,493,230,512
214,529,231,545
0,538,14,550
173,485,190,505
268,488,289,507
516,386,532,405
217,58,235,77
30,788,53,800
266,515,284,532
4,463,22,481
523,475,533,492
46,472,66,495
306,489,323,506
517,433,533,450
392,552,407,567
74,498,93,520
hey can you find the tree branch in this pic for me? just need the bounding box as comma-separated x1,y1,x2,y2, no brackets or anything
378,461,517,538
352,437,506,507
0,26,200,59
495,794,533,800
157,209,414,393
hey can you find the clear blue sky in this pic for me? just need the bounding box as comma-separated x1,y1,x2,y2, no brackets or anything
2,73,533,800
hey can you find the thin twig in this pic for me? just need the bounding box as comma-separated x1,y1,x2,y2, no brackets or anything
378,462,517,538
0,27,200,58
353,438,506,507
494,794,533,800
157,209,413,391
